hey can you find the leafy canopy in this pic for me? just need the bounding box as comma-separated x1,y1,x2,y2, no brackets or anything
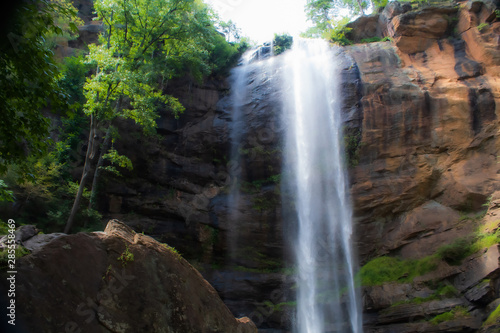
0,0,79,174
304,0,389,38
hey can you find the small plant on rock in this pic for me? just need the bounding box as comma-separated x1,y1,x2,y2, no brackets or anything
117,245,134,267
477,23,489,32
430,306,470,325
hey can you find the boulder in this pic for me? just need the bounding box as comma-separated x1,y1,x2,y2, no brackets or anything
346,15,382,42
2,220,257,333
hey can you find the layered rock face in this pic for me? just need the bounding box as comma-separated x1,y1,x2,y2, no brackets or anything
0,220,257,333
85,1,500,332
346,0,500,260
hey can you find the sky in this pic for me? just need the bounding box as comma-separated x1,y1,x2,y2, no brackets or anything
204,0,312,44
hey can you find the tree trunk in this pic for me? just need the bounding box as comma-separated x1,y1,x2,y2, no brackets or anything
87,125,112,214
64,115,98,233
357,0,365,15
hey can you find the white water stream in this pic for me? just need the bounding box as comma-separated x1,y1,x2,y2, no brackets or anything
282,39,362,333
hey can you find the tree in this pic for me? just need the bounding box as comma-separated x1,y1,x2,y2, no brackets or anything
0,0,79,174
306,0,336,32
304,0,389,35
218,20,241,43
273,33,293,55
64,0,227,233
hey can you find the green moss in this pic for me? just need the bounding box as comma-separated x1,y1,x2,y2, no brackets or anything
263,300,297,312
358,255,439,286
436,284,459,298
484,304,500,326
344,129,362,168
359,36,393,43
391,284,459,307
430,306,469,325
471,230,500,253
430,311,454,325
437,217,500,266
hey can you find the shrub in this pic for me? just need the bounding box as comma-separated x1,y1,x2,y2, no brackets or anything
273,33,293,55
436,238,474,265
324,18,352,46
117,245,134,266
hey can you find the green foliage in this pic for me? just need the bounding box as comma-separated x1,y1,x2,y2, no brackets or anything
0,246,30,269
324,18,353,46
344,129,362,167
43,0,84,49
216,19,241,43
391,284,459,306
471,229,500,253
273,33,293,55
305,0,376,29
477,23,489,31
360,36,393,43
1,153,102,232
0,0,80,173
101,147,133,176
305,0,335,33
117,245,134,266
0,180,15,202
437,284,459,298
0,220,10,234
163,243,182,260
436,237,474,265
430,311,455,325
207,30,249,77
484,304,500,326
358,255,439,286
430,306,469,325
436,226,500,265
58,56,91,107
241,174,281,194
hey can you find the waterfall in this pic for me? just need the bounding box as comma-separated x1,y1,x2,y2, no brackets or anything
227,51,252,264
282,39,363,333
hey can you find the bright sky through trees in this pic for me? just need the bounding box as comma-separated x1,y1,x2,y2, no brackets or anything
204,0,311,43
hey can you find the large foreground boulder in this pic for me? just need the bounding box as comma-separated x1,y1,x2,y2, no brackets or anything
1,220,257,333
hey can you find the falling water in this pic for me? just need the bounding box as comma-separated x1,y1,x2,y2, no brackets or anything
282,39,363,333
226,51,252,263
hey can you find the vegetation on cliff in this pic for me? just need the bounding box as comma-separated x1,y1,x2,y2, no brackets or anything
0,0,248,233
